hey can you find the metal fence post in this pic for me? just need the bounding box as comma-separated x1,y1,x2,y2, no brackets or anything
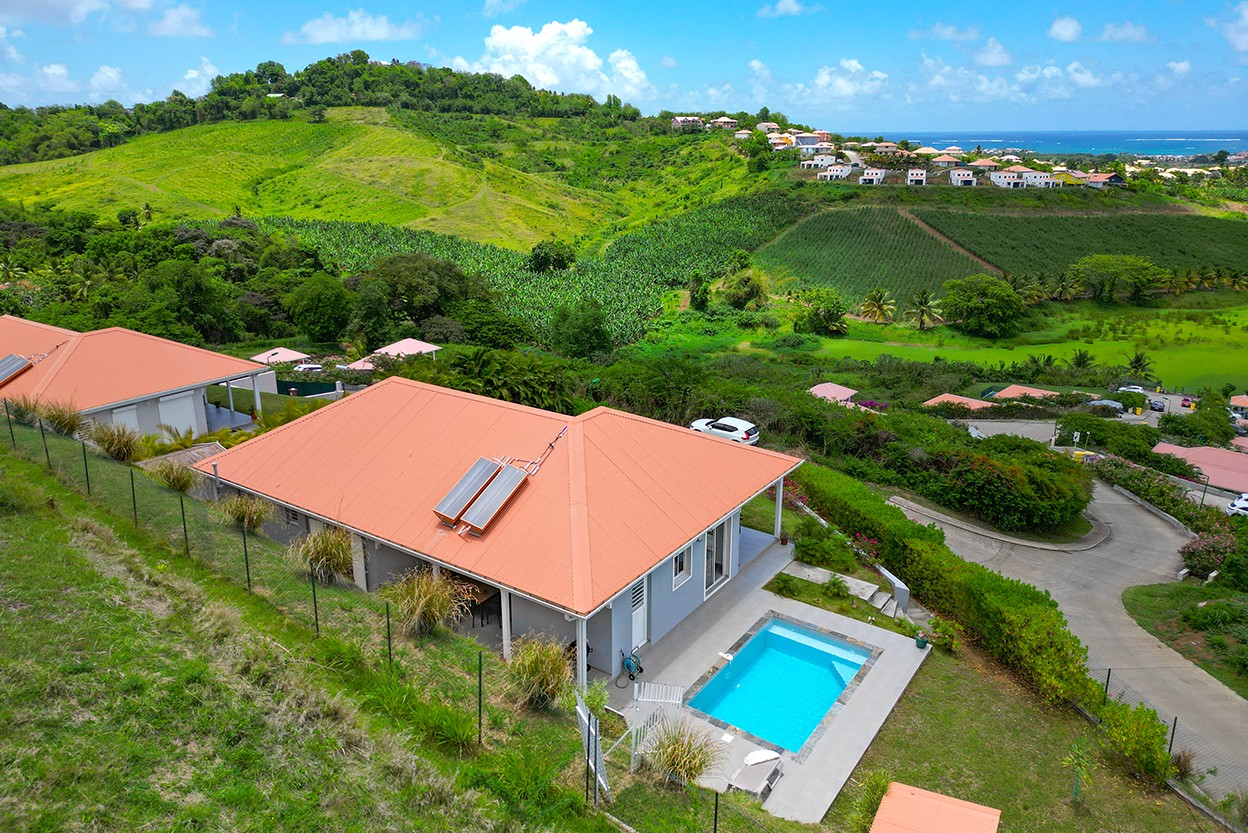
714,790,719,833
385,602,393,669
81,440,91,496
3,400,14,450
129,468,138,525
1102,668,1111,706
478,651,484,747
1168,716,1178,756
179,493,189,556
241,523,252,592
310,567,320,636
38,419,50,468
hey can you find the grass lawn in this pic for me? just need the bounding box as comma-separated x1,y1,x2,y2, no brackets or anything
741,493,807,537
764,573,912,636
205,384,304,417
824,646,1221,833
1122,581,1248,701
895,489,1095,545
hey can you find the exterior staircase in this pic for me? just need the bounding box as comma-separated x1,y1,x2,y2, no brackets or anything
780,561,899,617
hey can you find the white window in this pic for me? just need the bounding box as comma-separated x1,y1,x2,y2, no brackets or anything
672,546,692,589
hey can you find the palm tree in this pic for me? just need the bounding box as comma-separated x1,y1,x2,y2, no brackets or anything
0,255,25,284
1006,273,1047,305
1125,349,1154,378
1065,349,1096,371
858,289,896,323
141,202,154,224
1048,271,1083,301
904,289,943,331
1159,270,1194,296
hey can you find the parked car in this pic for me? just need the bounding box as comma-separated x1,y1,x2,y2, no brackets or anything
1149,399,1165,412
1181,397,1194,408
292,363,323,373
690,417,760,445
1117,385,1146,394
1227,494,1248,517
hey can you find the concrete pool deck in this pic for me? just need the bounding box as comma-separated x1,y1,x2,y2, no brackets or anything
607,543,929,824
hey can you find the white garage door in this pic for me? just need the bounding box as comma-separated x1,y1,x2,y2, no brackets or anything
157,392,196,434
112,405,139,430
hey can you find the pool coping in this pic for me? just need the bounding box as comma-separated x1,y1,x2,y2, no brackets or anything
683,610,883,764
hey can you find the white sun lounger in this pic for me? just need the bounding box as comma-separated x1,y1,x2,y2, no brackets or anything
728,754,783,799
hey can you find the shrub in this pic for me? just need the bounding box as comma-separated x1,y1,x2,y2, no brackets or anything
1171,748,1197,781
84,422,140,462
644,716,723,785
218,493,275,530
4,395,40,425
293,526,352,584
40,401,84,436
381,568,472,636
770,573,801,598
1180,532,1237,578
558,680,610,721
926,615,962,652
146,459,196,493
1182,599,1248,632
1220,550,1248,592
508,634,571,710
794,525,858,572
847,771,894,833
822,575,851,599
1099,699,1174,781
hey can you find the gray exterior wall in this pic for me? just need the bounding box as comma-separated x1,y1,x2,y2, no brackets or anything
511,596,576,646
587,586,633,676
364,540,422,591
647,534,708,645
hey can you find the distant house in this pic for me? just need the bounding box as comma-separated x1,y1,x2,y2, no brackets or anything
1153,443,1248,493
873,142,899,155
942,145,964,154
859,168,886,185
800,154,838,169
1002,165,1034,174
1050,170,1086,186
809,382,858,405
1087,172,1126,188
931,154,960,168
949,169,978,187
670,116,704,131
922,393,993,410
756,121,781,133
346,338,441,371
1023,171,1056,188
990,384,1059,400
999,154,1023,162
818,165,854,180
0,315,269,436
989,171,1024,189
907,169,927,186
814,130,833,143
194,377,802,688
709,116,738,130
791,132,820,155
968,158,999,171
733,129,753,140
250,347,312,365
913,146,941,156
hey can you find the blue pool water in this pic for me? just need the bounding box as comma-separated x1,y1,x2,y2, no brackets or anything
688,619,870,752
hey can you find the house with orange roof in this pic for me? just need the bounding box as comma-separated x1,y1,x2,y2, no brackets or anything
922,393,993,410
931,154,960,167
809,382,857,404
0,315,267,436
813,129,833,143
671,115,704,131
869,782,1000,833
250,346,311,365
968,158,999,171
193,377,802,687
1153,443,1248,493
345,337,441,372
1087,172,1126,188
990,384,1059,400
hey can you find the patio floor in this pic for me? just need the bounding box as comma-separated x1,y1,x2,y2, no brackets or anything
607,542,929,824
205,402,254,432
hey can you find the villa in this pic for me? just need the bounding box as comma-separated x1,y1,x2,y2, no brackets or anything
733,129,753,140
949,169,977,186
800,154,838,169
756,121,781,133
709,116,738,130
906,169,927,186
193,377,802,688
859,168,886,185
968,158,999,172
818,165,854,180
345,337,441,371
931,154,960,168
989,171,1024,189
670,116,704,130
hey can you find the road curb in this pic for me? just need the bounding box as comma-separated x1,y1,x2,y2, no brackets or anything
887,496,1111,552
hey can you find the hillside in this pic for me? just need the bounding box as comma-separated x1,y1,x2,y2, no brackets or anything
0,107,755,250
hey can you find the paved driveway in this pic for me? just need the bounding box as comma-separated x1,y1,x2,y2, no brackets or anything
895,484,1248,800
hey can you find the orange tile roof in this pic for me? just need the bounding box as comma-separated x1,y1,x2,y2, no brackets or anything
923,393,993,410
870,783,1000,833
194,377,802,615
0,314,76,359
991,384,1058,400
0,318,264,412
809,382,857,402
1154,443,1248,493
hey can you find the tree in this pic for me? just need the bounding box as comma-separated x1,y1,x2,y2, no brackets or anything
858,289,896,323
1065,349,1096,371
346,277,393,349
792,287,848,336
1125,349,1154,378
903,288,943,331
689,270,710,312
548,299,613,358
722,272,768,310
528,239,576,273
1067,255,1166,303
288,272,352,342
941,274,1025,338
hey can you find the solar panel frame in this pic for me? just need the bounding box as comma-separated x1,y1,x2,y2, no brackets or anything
0,353,31,385
461,464,528,535
433,457,502,526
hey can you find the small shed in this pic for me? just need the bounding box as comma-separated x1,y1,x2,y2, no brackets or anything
869,782,1000,833
250,347,312,365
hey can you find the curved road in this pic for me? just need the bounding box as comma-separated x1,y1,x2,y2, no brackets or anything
896,484,1248,800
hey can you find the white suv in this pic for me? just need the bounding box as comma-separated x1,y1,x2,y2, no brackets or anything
1227,494,1248,517
690,417,760,445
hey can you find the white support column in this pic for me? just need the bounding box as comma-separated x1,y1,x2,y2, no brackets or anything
431,564,441,578
576,616,588,690
500,589,512,661
773,477,784,539
227,378,235,413
252,374,263,416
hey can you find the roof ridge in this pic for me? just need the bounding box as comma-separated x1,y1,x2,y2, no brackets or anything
566,422,592,613
20,332,85,400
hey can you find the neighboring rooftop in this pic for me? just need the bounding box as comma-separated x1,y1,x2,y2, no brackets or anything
249,346,311,364
869,782,1000,833
923,393,993,410
809,382,858,403
1153,443,1248,493
195,377,802,616
990,384,1059,400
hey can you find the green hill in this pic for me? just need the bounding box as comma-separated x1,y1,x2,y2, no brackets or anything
0,107,756,250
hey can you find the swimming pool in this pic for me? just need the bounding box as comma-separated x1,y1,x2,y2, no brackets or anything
688,618,871,753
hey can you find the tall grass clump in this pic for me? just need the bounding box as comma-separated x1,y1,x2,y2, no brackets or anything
292,526,352,584
219,493,275,530
644,716,724,786
146,459,196,493
39,400,85,436
84,421,140,462
4,395,41,425
508,634,571,710
846,771,894,833
380,569,472,636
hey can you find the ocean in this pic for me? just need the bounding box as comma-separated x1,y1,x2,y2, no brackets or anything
860,130,1248,157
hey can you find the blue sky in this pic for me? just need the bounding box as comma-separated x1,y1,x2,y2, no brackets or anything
2,0,1246,130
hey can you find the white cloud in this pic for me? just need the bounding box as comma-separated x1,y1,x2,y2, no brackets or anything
1167,60,1191,76
757,0,819,18
1210,2,1248,51
747,55,886,107
178,55,217,96
37,63,79,93
658,54,677,69
483,0,526,17
1100,22,1150,43
1048,16,1082,42
920,53,1020,103
0,0,105,26
114,0,153,9
908,22,979,41
1065,60,1103,88
89,64,121,91
282,9,423,44
453,19,654,101
148,5,211,37
0,26,20,62
974,37,1011,66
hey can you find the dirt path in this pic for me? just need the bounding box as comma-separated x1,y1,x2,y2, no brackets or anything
897,208,1002,273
